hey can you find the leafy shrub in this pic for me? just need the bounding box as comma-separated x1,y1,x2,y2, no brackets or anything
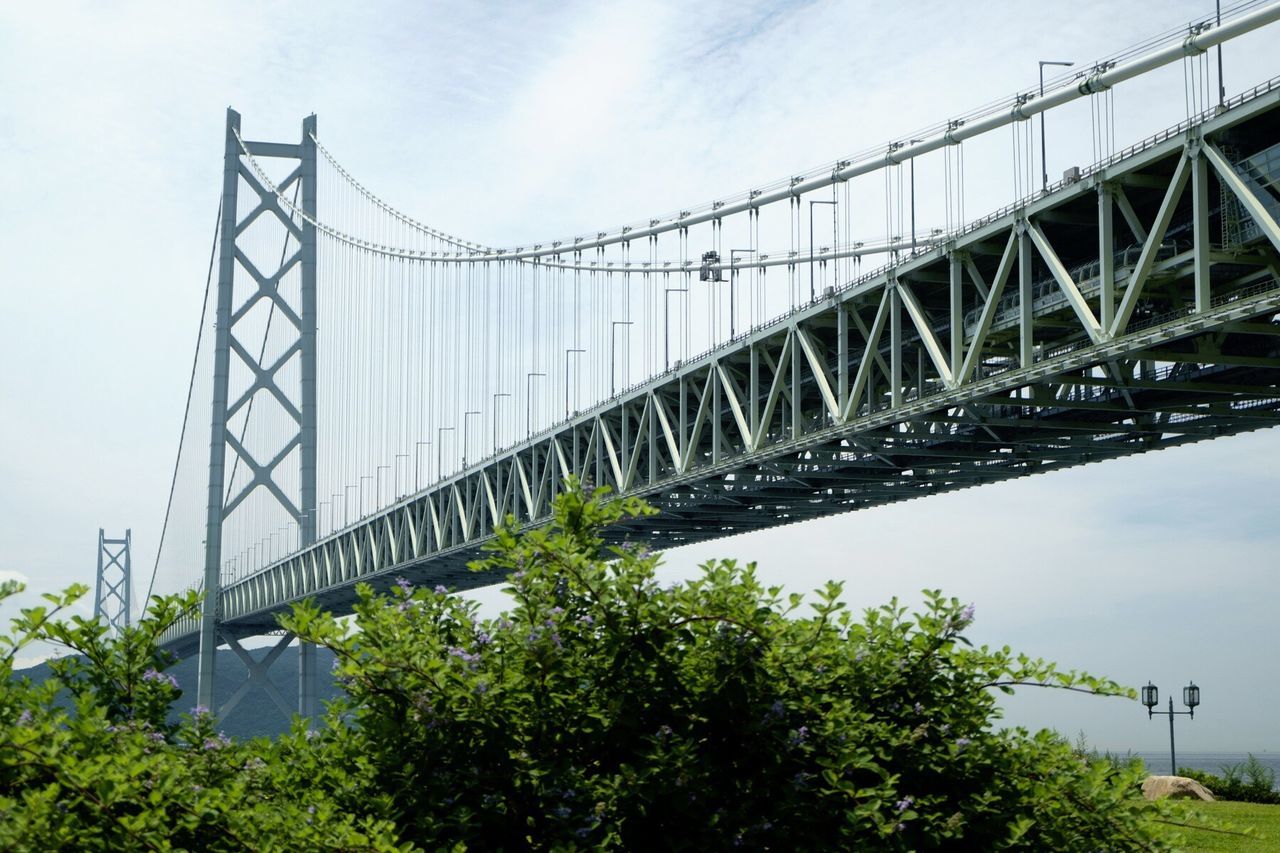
281,480,1181,850
0,582,405,851
1179,756,1280,804
3,482,1208,849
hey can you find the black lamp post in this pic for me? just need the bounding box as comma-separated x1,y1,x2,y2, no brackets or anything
1142,681,1201,775
809,199,838,302
1038,60,1075,192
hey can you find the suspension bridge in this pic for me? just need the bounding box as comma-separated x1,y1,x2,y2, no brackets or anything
142,3,1280,720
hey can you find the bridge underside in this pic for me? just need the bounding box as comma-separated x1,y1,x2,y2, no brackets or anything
164,83,1280,656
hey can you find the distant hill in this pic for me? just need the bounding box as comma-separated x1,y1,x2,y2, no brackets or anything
16,644,347,740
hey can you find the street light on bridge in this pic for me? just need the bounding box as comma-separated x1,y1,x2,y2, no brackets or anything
1142,681,1201,775
728,249,757,338
610,322,632,396
463,411,482,467
526,372,545,437
809,199,837,302
492,392,511,454
1039,60,1075,192
564,349,585,418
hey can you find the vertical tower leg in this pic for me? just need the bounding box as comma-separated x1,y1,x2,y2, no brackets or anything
197,108,242,711
298,114,319,723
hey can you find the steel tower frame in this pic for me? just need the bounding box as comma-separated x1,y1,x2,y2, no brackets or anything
196,109,318,717
94,529,132,637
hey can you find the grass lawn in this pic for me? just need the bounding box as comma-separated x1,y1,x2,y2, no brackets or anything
1153,801,1280,851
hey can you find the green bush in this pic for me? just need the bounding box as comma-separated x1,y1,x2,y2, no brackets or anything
1179,757,1280,805
4,482,1204,849
281,480,1180,849
0,582,405,851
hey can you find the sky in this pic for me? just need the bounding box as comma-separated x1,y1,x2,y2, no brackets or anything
2,0,1279,753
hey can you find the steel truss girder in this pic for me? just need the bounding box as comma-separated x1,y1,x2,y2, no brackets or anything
162,85,1280,654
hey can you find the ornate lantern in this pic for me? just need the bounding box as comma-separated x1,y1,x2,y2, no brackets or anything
1141,682,1159,715
1183,682,1200,717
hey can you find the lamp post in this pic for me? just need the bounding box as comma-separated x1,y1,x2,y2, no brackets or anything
664,287,687,369
462,410,481,467
436,426,455,481
729,249,757,337
343,485,356,527
610,322,632,396
1039,60,1075,192
394,453,409,498
359,475,373,517
492,392,510,453
1142,681,1201,775
564,349,585,417
526,372,545,436
414,440,430,491
809,199,838,302
375,465,390,510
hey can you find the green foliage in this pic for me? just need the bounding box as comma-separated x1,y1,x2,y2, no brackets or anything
280,478,1181,849
0,581,404,851
1181,757,1280,805
3,482,1205,849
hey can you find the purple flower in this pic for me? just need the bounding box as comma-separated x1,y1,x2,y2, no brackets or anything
895,796,914,812
939,723,951,735
17,710,32,725
789,726,809,746
550,606,564,616
895,822,906,833
190,705,211,718
551,633,563,649
447,646,480,666
577,614,594,626
308,805,317,815
434,584,448,595
148,731,166,743
142,668,179,689
202,733,230,750
913,702,924,714
475,631,492,646
395,576,413,595
955,737,971,750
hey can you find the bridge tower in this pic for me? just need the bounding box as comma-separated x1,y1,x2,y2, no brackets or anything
94,529,132,637
197,109,318,718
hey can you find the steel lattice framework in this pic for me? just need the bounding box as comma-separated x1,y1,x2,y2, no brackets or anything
194,111,319,712
95,529,132,638
162,82,1280,655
